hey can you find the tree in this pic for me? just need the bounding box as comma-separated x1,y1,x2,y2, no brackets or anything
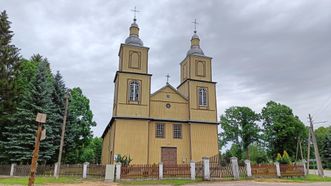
220,106,260,160
3,56,60,164
261,101,307,159
0,10,21,162
315,126,331,168
63,87,96,163
80,137,102,164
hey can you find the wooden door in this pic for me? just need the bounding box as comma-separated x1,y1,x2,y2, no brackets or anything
161,147,177,165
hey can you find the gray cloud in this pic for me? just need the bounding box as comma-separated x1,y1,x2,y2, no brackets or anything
1,0,330,136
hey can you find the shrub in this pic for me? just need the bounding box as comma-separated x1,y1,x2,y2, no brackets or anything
115,154,133,166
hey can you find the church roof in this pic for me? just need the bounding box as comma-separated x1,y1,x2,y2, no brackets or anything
151,83,188,101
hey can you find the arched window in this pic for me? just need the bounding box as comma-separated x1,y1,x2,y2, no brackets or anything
198,88,207,106
129,80,140,102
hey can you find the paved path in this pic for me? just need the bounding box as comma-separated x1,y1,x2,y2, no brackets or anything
310,169,331,177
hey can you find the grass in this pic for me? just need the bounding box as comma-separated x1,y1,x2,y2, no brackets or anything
119,178,203,186
0,176,81,185
255,174,331,183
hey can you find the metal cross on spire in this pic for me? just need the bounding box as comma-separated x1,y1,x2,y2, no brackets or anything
131,6,140,21
192,19,199,33
166,74,170,84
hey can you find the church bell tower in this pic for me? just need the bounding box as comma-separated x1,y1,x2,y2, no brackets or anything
112,16,151,118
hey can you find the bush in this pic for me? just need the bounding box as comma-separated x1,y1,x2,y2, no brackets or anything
115,154,132,166
275,150,291,164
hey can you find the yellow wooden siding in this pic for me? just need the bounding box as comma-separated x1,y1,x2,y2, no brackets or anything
113,119,149,164
148,122,191,164
150,87,188,120
190,124,219,161
189,81,217,122
119,44,149,74
101,129,110,164
115,73,150,117
189,55,212,82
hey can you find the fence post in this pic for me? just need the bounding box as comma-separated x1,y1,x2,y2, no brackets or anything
244,160,252,177
202,157,210,180
159,162,163,179
190,161,196,180
82,162,89,179
274,162,281,177
231,157,240,180
302,159,307,176
53,162,58,177
105,164,115,181
10,163,16,176
115,163,121,180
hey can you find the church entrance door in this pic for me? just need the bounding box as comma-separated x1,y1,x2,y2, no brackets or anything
161,147,177,165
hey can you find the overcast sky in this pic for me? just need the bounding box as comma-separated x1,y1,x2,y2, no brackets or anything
1,0,331,137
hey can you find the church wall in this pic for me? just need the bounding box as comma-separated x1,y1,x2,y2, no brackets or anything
150,87,188,120
114,119,149,164
101,127,111,164
115,73,150,117
189,81,217,122
148,122,191,164
119,44,149,74
190,123,219,161
177,81,189,98
188,56,212,82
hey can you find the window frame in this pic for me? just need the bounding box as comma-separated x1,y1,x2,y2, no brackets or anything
198,87,208,108
155,123,165,138
173,124,182,139
128,79,141,103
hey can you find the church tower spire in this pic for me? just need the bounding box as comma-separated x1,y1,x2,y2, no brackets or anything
187,19,204,56
125,7,143,46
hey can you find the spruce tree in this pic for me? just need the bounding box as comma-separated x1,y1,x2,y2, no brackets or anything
3,57,59,164
0,10,21,162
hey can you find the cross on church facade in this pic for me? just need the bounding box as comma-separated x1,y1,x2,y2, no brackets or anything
192,19,199,33
131,6,140,21
166,74,170,84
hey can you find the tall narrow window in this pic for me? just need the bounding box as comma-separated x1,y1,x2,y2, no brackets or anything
156,123,165,138
173,124,182,139
198,88,207,106
129,80,140,102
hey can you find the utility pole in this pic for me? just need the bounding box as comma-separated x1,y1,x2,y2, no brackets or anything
56,93,69,178
307,128,311,175
28,113,47,186
308,114,324,176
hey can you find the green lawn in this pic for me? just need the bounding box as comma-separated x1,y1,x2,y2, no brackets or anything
284,174,331,182
0,176,81,185
255,174,331,183
119,178,203,186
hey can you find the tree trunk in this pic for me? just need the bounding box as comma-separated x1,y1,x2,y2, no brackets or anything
246,146,250,160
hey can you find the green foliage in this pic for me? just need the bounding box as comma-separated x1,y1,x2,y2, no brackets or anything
63,87,96,164
115,154,133,166
3,57,60,163
261,101,307,159
276,150,291,164
220,106,260,160
80,137,102,164
315,126,331,169
248,144,269,164
276,153,282,162
0,10,21,162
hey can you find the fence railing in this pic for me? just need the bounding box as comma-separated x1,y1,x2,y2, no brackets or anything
121,164,159,179
252,164,277,177
0,165,11,176
163,164,190,178
280,164,304,177
88,164,106,178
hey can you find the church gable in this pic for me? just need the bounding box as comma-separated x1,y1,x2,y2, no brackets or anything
150,84,189,120
151,84,188,102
